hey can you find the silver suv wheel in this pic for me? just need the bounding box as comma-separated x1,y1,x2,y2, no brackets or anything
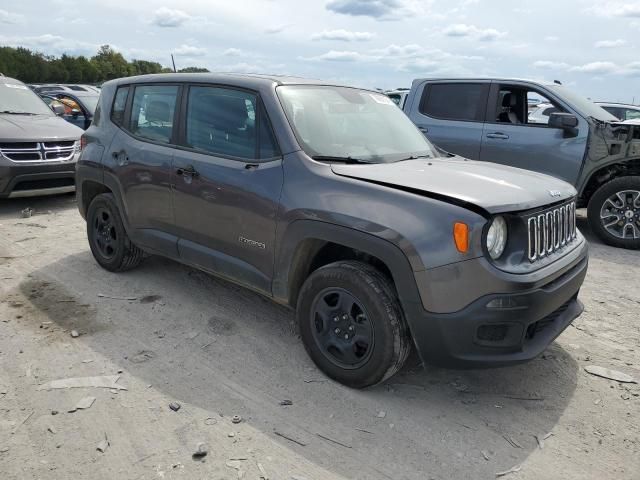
599,189,640,240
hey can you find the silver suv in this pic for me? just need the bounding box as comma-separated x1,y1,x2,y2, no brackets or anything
0,76,83,198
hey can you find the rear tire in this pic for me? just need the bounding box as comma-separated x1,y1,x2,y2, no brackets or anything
296,261,411,388
86,193,144,272
587,176,640,250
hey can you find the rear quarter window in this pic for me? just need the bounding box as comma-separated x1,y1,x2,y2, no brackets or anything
111,86,130,127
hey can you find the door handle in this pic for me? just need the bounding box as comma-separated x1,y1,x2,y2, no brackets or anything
486,132,510,140
176,165,199,177
419,126,429,133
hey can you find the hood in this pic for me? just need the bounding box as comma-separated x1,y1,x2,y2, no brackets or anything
331,157,577,214
0,114,83,142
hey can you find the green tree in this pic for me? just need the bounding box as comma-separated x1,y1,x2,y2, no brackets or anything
179,67,210,73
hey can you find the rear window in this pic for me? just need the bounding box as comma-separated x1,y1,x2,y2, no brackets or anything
110,87,129,127
420,83,488,122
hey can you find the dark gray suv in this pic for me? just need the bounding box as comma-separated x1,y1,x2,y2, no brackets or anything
77,74,588,387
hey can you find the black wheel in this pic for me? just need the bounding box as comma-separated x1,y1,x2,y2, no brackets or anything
296,261,411,388
86,193,144,271
587,176,640,250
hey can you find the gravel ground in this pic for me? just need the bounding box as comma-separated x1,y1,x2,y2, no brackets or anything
0,193,638,480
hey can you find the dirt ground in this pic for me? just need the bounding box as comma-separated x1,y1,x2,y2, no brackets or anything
0,193,638,480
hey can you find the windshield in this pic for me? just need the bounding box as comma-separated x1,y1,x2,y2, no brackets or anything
277,85,437,163
547,85,619,122
0,81,54,115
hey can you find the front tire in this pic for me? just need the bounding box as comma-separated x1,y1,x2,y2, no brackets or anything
87,193,144,272
296,261,411,388
587,176,640,250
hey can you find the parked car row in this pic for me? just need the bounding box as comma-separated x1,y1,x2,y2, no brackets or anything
0,71,635,387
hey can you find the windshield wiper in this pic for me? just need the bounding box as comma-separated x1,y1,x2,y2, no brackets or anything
0,110,37,115
311,155,373,164
394,154,434,162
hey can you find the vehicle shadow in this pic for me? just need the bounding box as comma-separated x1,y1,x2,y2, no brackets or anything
0,192,77,219
15,249,580,480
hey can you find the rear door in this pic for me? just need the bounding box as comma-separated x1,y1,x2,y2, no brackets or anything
479,82,588,185
104,83,181,255
171,84,283,295
407,81,489,159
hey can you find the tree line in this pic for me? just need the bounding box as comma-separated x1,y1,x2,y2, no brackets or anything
0,45,209,84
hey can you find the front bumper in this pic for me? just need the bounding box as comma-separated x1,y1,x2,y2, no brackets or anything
405,241,588,368
0,158,77,198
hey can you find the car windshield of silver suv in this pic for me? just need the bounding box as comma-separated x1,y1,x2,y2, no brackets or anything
0,81,54,116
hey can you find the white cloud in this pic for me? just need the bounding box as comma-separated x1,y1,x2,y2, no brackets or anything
222,48,244,57
570,61,619,74
594,39,627,48
443,24,507,41
372,43,424,58
311,29,374,41
313,50,368,62
533,60,571,69
590,2,640,17
0,9,23,24
151,7,191,27
0,34,97,56
173,44,206,56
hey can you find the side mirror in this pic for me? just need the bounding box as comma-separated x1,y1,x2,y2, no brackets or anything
548,112,579,137
51,104,66,116
549,112,578,129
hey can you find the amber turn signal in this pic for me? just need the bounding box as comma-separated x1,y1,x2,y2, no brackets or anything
453,222,469,253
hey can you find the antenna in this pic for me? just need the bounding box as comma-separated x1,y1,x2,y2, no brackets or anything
553,79,562,85
171,54,177,73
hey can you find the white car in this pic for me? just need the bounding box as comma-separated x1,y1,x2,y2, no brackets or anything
527,103,559,125
595,102,640,122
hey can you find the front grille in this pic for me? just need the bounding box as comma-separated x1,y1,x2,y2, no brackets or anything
526,200,577,262
0,141,78,163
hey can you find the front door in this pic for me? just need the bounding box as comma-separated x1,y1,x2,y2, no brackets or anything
171,85,283,294
479,83,587,185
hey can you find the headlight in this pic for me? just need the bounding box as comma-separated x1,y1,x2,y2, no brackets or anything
486,216,508,259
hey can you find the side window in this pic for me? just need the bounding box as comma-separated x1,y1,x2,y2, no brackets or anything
57,95,84,119
185,86,257,159
625,109,640,121
496,87,564,126
258,103,280,159
130,85,179,144
387,94,401,106
601,106,622,120
420,83,488,122
111,86,129,127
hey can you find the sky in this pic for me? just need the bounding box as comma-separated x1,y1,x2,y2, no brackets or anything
1,0,639,103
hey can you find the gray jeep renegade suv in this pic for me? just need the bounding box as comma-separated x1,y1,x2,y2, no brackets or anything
0,76,83,198
76,74,588,388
